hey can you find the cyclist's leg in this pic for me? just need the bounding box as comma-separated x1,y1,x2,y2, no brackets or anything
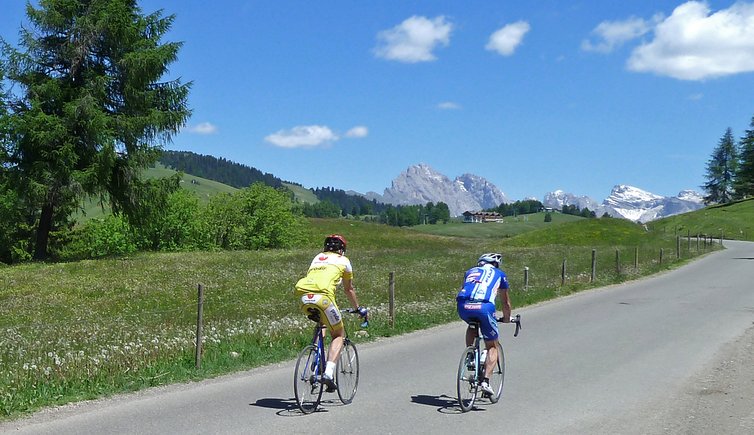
476,303,500,380
457,300,481,347
319,299,344,365
298,293,343,389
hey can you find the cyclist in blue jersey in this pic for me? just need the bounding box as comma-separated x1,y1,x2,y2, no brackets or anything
456,253,512,395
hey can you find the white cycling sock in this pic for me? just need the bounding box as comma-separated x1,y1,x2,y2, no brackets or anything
325,361,336,378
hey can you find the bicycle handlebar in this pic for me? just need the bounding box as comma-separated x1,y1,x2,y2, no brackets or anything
342,308,369,328
511,314,522,337
494,314,522,337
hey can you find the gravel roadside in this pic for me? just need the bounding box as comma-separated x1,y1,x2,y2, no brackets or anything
648,322,754,434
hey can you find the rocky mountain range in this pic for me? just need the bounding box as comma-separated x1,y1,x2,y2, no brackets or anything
543,185,705,222
365,164,705,222
364,164,508,216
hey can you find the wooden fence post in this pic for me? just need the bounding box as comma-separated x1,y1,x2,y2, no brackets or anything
615,249,621,275
388,271,395,328
561,259,566,286
687,229,691,251
676,235,681,259
195,283,204,369
590,249,597,282
634,246,639,271
660,248,664,266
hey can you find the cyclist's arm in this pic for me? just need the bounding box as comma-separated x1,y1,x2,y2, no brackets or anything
499,287,512,323
343,277,360,310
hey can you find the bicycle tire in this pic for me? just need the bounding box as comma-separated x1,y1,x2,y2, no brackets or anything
336,339,359,404
293,344,323,414
457,346,478,412
486,342,505,404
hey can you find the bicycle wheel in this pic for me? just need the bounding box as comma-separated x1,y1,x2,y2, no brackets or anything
293,344,323,414
486,342,505,403
336,339,360,404
457,346,478,412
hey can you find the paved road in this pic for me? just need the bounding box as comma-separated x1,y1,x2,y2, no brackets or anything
3,241,754,434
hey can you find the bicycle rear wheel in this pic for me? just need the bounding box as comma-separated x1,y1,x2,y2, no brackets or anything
336,339,360,404
486,342,505,403
457,346,478,412
293,344,323,414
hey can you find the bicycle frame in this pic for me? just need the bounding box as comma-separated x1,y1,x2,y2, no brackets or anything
294,308,364,414
306,323,327,379
457,314,520,412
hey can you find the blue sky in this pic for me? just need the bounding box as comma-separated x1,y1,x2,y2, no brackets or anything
3,1,754,202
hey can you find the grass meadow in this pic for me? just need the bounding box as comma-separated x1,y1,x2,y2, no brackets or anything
0,214,726,420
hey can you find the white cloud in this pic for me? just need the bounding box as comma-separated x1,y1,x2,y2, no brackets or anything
186,122,218,135
374,15,453,63
437,101,461,110
485,21,530,56
345,126,368,138
265,125,338,148
627,1,754,80
581,16,654,53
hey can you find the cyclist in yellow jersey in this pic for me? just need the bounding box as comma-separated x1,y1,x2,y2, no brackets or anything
295,234,367,392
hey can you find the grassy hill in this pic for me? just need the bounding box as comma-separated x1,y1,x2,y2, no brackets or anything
74,164,239,223
75,165,319,223
648,198,754,241
507,216,651,246
283,182,319,204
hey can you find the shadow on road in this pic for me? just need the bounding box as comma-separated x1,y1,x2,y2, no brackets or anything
251,397,344,416
410,394,464,414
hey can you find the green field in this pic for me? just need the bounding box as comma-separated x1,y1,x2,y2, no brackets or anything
413,212,583,238
0,211,725,420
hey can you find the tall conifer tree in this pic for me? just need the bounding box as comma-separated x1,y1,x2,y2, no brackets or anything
1,0,191,259
734,117,754,199
702,128,738,204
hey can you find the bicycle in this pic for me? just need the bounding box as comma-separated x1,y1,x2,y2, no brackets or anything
456,314,521,412
293,308,368,414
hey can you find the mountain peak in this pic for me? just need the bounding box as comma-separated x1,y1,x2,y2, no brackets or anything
378,164,508,216
544,185,704,222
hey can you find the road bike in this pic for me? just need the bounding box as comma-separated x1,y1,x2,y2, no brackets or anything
293,308,367,414
456,314,521,412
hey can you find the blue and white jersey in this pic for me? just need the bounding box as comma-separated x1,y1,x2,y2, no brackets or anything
456,264,509,303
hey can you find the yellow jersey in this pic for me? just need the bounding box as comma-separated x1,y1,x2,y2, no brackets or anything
295,251,353,300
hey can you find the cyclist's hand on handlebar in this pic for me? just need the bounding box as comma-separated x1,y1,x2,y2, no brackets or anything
357,306,368,318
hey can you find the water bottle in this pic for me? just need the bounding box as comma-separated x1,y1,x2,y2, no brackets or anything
480,349,487,364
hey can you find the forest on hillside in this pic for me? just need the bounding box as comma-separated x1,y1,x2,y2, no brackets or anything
159,150,287,189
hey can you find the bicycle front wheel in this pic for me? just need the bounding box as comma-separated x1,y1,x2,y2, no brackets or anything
336,339,360,404
457,346,478,412
486,342,505,404
293,344,323,414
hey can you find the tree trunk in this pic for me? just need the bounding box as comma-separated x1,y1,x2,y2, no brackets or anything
34,202,54,260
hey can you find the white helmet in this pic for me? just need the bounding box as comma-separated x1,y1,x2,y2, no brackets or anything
478,253,502,268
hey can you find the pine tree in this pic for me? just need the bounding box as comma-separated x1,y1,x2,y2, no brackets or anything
702,128,738,204
733,116,754,199
1,0,191,259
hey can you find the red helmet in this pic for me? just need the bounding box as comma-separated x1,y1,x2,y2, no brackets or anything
324,234,347,254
